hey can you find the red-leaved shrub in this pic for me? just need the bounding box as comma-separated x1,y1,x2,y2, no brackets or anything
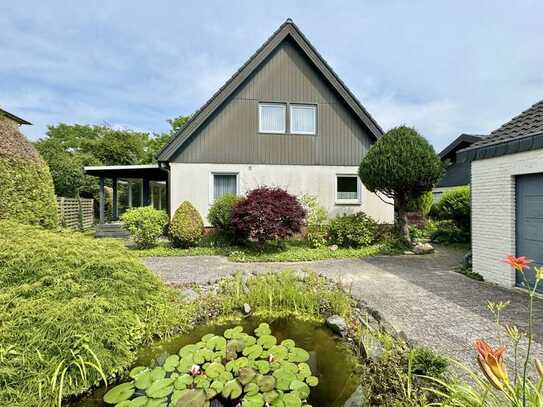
230,187,306,244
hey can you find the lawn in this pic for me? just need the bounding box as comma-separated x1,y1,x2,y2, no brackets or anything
129,239,388,262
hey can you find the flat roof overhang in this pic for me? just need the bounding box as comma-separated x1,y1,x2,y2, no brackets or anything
84,164,168,181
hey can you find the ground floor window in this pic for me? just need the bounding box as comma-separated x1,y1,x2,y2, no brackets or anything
211,173,239,202
336,175,361,204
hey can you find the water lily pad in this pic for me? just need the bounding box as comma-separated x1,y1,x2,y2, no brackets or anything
237,366,257,385
224,326,244,339
174,373,193,390
254,323,271,337
283,393,302,407
280,339,295,349
296,363,311,380
263,389,279,403
178,354,195,372
256,375,276,392
242,344,263,360
273,368,297,391
164,355,180,372
288,348,309,363
129,366,146,378
289,380,310,399
222,379,243,399
244,382,259,396
146,378,174,399
179,344,199,358
242,393,265,407
114,401,131,407
194,375,211,390
175,389,207,406
150,367,166,381
207,335,227,351
134,371,153,390
257,334,277,349
268,345,288,360
205,361,225,378
103,382,135,404
128,396,147,407
255,360,270,374
306,376,318,387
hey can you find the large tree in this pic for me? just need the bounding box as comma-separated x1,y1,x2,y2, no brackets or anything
359,126,443,242
35,115,190,198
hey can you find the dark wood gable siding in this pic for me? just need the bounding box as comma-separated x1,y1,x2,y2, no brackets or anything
171,39,373,165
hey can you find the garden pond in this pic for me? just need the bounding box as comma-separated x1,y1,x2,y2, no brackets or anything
74,317,361,406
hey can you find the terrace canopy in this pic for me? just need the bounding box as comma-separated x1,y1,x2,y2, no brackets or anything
84,164,168,224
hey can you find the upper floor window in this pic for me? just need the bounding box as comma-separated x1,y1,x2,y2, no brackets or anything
259,103,286,133
290,104,316,134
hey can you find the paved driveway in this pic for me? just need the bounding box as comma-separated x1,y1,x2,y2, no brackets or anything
144,246,543,366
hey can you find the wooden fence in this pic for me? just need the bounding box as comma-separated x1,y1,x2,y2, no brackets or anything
57,197,94,230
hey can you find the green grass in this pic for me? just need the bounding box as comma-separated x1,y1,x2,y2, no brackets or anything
130,239,386,262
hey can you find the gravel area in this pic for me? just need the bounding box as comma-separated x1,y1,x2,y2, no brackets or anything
143,245,543,366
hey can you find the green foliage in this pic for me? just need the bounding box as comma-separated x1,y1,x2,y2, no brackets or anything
406,191,433,216
219,270,354,319
104,323,316,406
121,206,168,249
170,201,204,248
328,212,378,248
208,193,241,242
411,346,448,378
433,186,471,231
431,219,470,243
0,122,58,228
130,239,386,262
0,220,183,406
299,194,329,248
359,126,443,241
34,116,189,199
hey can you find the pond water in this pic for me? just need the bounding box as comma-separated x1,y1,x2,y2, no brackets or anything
74,317,361,406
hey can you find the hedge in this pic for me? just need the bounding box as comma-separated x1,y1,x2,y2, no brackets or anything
0,120,58,228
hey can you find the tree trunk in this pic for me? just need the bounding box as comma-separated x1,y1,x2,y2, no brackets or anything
396,197,411,244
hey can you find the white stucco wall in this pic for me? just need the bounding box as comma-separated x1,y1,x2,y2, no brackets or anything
169,163,394,226
471,149,543,287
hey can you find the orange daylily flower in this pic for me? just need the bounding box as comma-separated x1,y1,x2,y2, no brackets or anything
474,340,510,391
504,256,532,271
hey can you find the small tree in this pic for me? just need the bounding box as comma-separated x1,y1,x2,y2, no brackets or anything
121,206,167,249
208,193,242,242
359,126,443,242
230,187,306,246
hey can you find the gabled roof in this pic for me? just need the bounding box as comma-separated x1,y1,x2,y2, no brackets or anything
0,107,32,125
458,99,543,161
439,133,484,160
157,19,383,162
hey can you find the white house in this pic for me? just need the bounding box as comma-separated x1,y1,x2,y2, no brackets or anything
85,19,394,236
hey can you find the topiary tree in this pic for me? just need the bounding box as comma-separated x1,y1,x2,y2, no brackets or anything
169,201,204,248
230,187,306,246
0,120,58,228
208,193,242,242
359,126,443,242
121,206,168,249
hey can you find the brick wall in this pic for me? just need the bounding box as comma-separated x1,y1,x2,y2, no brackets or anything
471,149,543,287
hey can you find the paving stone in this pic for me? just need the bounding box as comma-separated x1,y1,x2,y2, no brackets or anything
143,245,543,367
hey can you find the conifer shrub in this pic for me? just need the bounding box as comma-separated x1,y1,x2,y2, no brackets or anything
170,201,204,248
0,120,58,228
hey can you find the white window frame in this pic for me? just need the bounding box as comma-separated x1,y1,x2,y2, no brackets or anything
258,103,286,134
290,104,317,135
335,174,362,205
209,171,240,204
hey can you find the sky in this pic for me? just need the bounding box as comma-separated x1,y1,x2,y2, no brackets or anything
1,1,542,151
